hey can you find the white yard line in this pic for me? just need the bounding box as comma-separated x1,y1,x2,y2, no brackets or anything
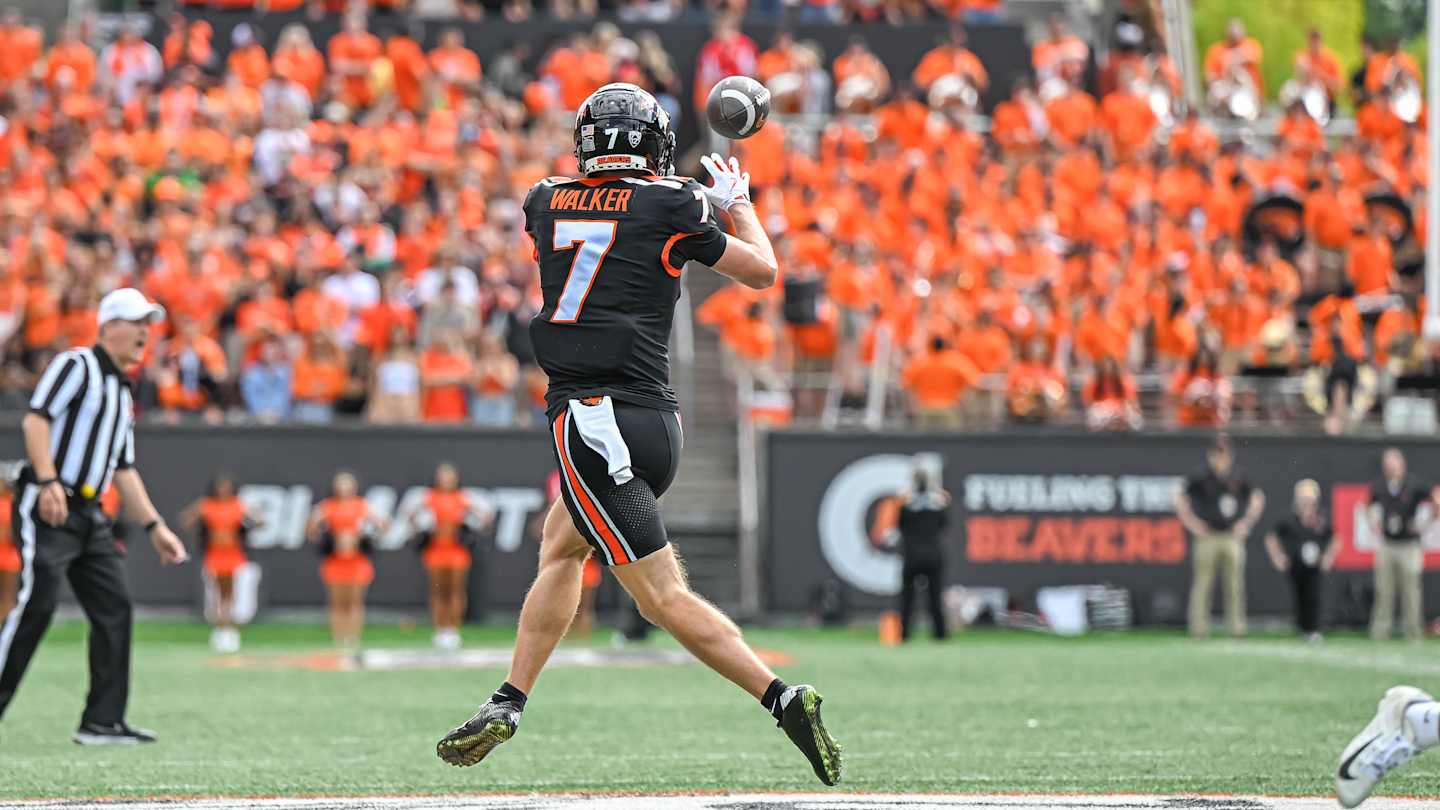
1207,641,1440,677
2,795,1434,810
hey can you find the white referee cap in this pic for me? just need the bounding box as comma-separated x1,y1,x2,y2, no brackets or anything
98,288,166,327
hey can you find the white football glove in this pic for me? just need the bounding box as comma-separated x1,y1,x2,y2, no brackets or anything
699,152,751,212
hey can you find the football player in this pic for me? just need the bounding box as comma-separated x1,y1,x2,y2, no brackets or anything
436,83,842,786
1337,686,1439,807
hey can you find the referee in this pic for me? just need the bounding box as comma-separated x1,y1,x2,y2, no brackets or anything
876,460,951,642
0,289,188,744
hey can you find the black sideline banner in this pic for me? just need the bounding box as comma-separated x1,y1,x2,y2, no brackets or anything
765,431,1440,624
0,425,554,612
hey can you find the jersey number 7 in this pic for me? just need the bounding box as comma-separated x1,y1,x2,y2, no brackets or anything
550,219,618,324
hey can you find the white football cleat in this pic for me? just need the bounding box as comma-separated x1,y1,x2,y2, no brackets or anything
1337,685,1433,808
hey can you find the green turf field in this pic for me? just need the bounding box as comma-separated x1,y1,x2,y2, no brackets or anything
3,620,1439,801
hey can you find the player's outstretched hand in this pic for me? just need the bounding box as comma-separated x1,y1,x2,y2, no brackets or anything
699,152,751,211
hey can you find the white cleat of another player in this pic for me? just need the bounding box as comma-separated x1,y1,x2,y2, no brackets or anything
1337,685,1433,808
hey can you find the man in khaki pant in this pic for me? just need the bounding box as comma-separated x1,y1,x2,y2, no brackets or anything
1175,435,1265,638
1368,448,1433,641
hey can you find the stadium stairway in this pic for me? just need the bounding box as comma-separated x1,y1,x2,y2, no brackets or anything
664,267,743,611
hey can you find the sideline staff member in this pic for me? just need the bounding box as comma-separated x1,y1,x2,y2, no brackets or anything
1264,479,1337,641
1368,447,1433,641
1175,434,1265,639
874,459,951,642
0,289,189,744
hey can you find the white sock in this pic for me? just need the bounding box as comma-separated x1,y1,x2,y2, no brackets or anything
1404,702,1440,750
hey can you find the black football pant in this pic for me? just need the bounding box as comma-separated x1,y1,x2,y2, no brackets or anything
899,555,947,641
0,485,132,726
1289,566,1322,635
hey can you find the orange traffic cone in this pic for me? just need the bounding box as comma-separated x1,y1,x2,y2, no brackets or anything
879,610,902,646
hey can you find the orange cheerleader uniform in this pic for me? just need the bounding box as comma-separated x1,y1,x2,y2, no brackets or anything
421,489,472,572
0,493,17,573
318,496,375,587
200,496,248,578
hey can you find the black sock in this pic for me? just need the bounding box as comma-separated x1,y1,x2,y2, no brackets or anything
760,678,788,721
492,681,528,710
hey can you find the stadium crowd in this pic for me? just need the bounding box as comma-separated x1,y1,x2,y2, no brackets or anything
0,7,1431,431
169,0,1007,25
701,16,1434,433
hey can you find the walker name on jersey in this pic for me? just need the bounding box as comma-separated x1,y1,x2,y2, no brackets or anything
548,186,634,212
237,485,546,552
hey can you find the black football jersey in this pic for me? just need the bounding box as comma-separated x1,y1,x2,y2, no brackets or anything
525,175,728,418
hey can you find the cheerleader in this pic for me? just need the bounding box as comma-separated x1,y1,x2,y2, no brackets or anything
413,463,491,650
179,475,257,653
307,472,388,649
0,478,16,625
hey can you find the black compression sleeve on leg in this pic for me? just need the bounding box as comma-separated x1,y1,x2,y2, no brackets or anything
492,681,528,709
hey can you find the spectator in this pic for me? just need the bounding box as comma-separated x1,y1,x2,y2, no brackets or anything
1364,36,1421,99
1368,448,1434,641
420,328,473,423
356,274,416,363
1032,14,1088,94
291,331,348,424
253,106,311,188
419,280,480,347
1204,18,1263,119
1043,77,1098,149
1265,479,1337,642
45,24,95,95
226,25,270,90
240,336,293,424
901,336,979,429
1304,323,1375,436
1082,355,1140,431
417,246,481,307
155,316,229,423
722,301,778,383
913,26,988,96
991,79,1046,156
832,38,889,116
693,15,757,117
429,27,481,111
0,11,42,88
1005,337,1067,424
1293,28,1344,108
366,328,422,424
384,21,428,114
271,24,325,104
1170,345,1232,427
1346,219,1396,297
322,255,382,345
99,23,162,106
1374,295,1426,375
471,332,520,426
327,12,382,111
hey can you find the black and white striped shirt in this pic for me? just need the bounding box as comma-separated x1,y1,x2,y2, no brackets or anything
27,346,136,498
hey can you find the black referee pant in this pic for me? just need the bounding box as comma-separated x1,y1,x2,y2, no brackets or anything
0,481,132,726
898,551,947,641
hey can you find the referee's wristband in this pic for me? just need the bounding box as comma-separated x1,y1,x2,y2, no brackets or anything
144,518,164,533
36,477,58,488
